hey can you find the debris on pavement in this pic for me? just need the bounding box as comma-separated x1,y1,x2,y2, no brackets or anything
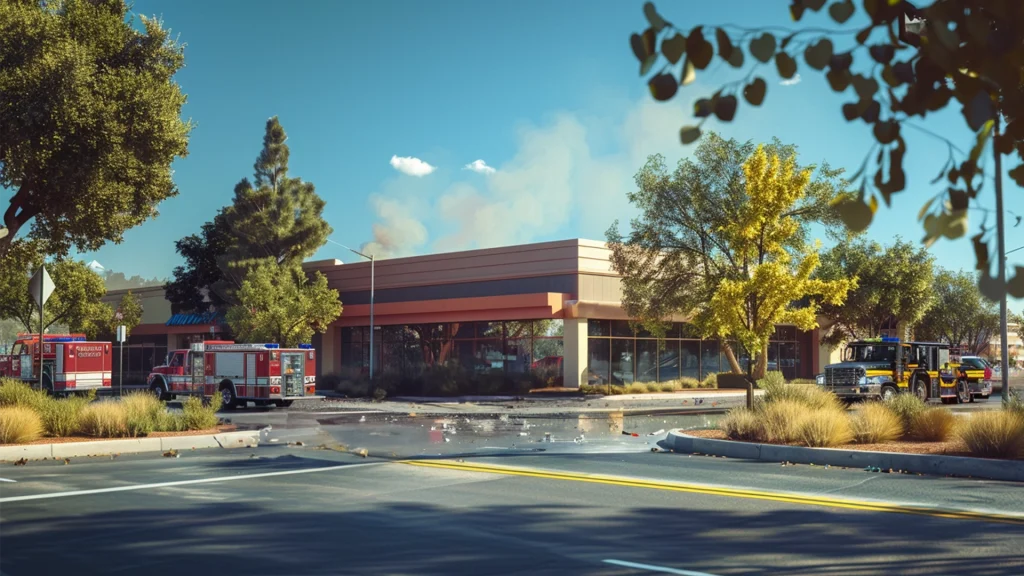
647,429,665,436
162,450,178,458
14,458,27,466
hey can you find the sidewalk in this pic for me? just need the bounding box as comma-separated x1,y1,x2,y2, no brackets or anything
304,389,754,416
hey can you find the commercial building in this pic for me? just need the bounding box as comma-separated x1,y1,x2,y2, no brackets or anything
106,239,825,392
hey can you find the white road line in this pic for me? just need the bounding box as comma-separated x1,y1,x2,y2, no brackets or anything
603,559,720,576
0,477,16,483
0,461,384,503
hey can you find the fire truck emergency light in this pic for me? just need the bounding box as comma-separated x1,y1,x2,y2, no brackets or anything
298,344,313,349
881,337,901,343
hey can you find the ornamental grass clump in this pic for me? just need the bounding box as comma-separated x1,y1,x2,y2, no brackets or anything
0,406,44,444
850,402,903,444
957,411,1024,459
719,408,762,442
908,407,958,442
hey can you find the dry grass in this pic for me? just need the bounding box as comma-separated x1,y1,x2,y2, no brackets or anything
957,410,1024,459
719,408,762,441
908,407,958,442
78,401,128,437
761,379,842,411
884,394,926,434
625,382,649,394
700,373,718,389
39,392,95,437
799,408,854,448
850,403,903,444
646,382,662,393
181,393,221,431
0,378,49,411
0,406,44,444
677,377,701,389
122,393,166,437
757,399,807,443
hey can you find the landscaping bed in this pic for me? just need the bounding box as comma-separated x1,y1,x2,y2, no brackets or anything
0,377,224,445
0,424,236,447
712,372,1024,461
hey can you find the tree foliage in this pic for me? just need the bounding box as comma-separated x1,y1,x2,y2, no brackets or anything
816,238,936,347
103,271,166,291
915,269,999,354
0,243,109,335
166,117,331,313
0,0,192,257
225,263,342,348
607,135,853,378
630,1,1024,301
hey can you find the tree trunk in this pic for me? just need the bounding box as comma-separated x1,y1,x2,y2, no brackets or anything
721,341,743,374
752,344,769,380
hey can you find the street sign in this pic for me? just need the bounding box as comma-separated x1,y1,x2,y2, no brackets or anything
28,266,54,308
116,325,126,343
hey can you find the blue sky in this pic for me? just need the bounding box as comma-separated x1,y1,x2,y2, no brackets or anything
59,0,1021,311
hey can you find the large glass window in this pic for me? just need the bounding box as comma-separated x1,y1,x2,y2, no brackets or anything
587,339,610,385
636,339,658,383
611,339,634,384
701,340,720,379
658,341,680,382
680,340,700,379
588,319,610,337
611,320,634,338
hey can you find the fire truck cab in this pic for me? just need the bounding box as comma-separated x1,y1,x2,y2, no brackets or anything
147,341,317,409
0,333,112,395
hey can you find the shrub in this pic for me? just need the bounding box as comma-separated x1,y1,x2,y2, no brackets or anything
884,393,926,434
700,373,718,389
957,411,1024,459
1005,389,1024,416
799,408,854,447
0,406,44,444
757,399,807,444
155,410,187,432
756,371,786,389
121,393,165,437
319,372,343,391
180,392,221,431
762,380,843,411
39,394,94,437
719,408,763,441
677,377,701,389
0,378,49,411
606,385,625,395
850,403,903,444
908,407,958,442
372,387,388,401
646,382,661,393
79,401,128,437
659,382,678,392
625,382,648,394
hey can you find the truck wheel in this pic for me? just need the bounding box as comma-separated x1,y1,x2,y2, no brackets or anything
957,380,971,404
880,385,898,402
913,379,928,401
150,381,168,401
219,384,238,410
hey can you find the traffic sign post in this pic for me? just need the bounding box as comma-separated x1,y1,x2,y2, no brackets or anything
28,266,54,391
116,322,126,397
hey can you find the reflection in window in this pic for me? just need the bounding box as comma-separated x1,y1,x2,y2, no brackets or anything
506,338,533,375
611,321,634,338
535,319,563,338
681,341,700,379
476,339,503,371
701,340,720,379
658,341,680,382
588,319,610,337
451,322,475,339
587,339,610,385
476,322,503,338
636,339,658,383
612,339,634,384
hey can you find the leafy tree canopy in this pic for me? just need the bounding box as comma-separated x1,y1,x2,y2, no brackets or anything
915,268,999,354
816,237,936,347
225,262,342,348
630,0,1024,301
0,0,191,257
607,134,853,377
166,117,332,313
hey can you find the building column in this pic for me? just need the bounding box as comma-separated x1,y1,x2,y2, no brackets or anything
563,318,588,389
319,326,338,376
166,333,176,351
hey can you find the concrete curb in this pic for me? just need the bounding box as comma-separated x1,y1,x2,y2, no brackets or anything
661,430,1024,483
0,430,259,462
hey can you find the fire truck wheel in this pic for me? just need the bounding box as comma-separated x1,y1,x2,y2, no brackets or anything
219,384,238,410
149,381,167,401
956,381,971,404
880,385,898,402
912,379,928,401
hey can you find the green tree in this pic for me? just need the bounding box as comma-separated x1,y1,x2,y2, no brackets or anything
0,0,191,257
167,117,332,312
916,269,999,354
628,1,1024,300
165,216,233,313
608,136,853,378
225,263,342,348
0,252,108,335
816,238,936,347
103,272,166,291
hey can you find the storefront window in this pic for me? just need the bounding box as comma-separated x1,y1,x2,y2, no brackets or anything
588,319,610,337
681,340,700,379
611,339,634,384
636,339,658,383
658,341,680,382
611,320,634,338
587,339,610,385
701,340,720,379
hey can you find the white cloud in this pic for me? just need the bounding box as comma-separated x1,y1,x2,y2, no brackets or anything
389,155,436,177
780,74,802,86
463,159,496,175
363,98,694,257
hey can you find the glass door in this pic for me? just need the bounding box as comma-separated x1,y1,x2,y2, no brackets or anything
282,353,304,396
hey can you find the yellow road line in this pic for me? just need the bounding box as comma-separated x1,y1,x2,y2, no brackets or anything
400,459,1024,525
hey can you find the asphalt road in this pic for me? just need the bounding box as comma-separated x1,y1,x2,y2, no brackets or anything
2,423,1023,576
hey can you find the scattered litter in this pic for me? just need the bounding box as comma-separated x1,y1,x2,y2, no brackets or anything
647,429,665,436
162,450,178,458
359,415,366,423
270,438,279,443
650,447,659,452
444,438,451,443
355,448,369,457
408,412,417,417
824,464,830,470
864,466,882,473
14,458,27,466
518,432,529,436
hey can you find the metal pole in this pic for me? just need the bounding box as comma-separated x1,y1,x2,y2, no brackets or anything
37,279,43,391
119,342,124,397
369,255,375,382
994,115,1010,407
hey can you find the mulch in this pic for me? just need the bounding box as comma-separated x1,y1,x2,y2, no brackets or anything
684,428,986,458
1,424,237,447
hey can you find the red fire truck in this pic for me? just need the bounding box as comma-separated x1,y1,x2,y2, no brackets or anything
146,341,317,409
0,334,113,395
